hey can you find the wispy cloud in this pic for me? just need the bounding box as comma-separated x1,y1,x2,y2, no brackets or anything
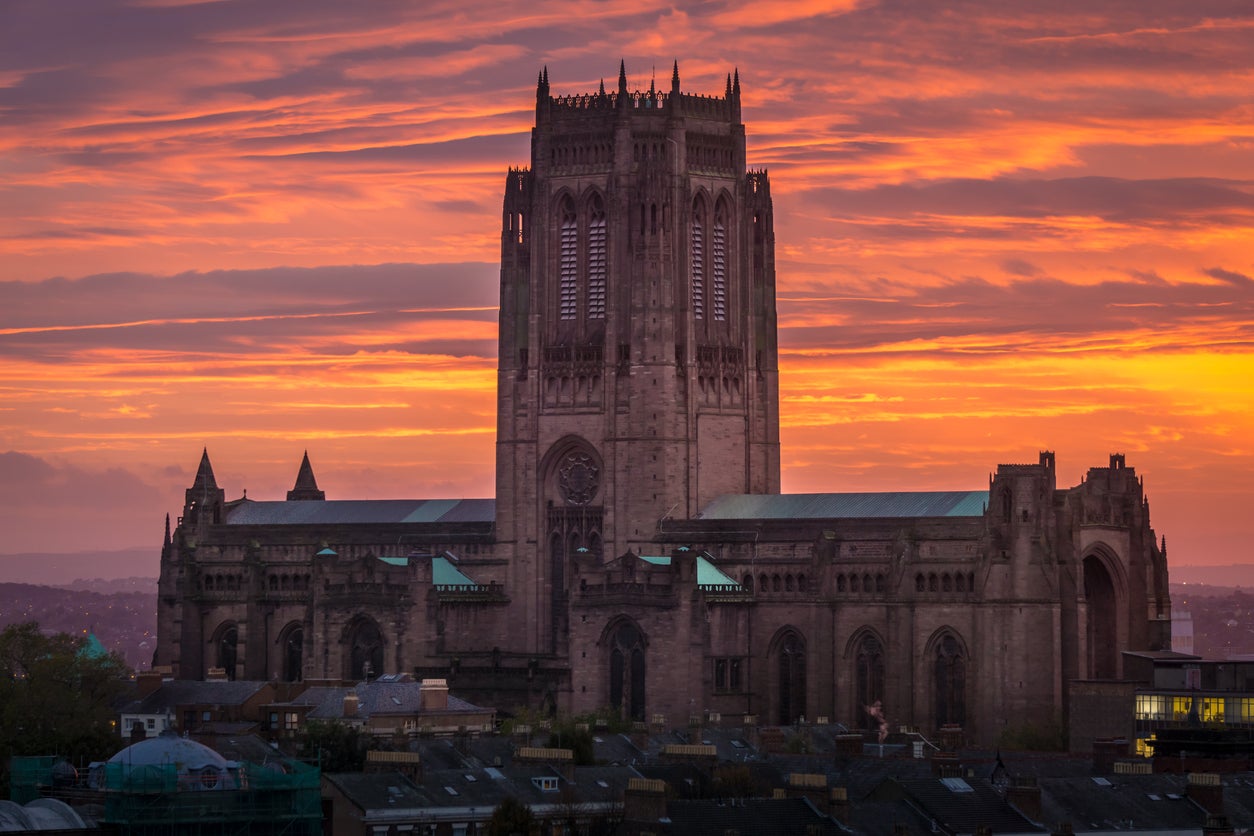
0,0,1251,560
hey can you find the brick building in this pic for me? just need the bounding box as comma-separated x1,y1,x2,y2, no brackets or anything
155,62,1172,746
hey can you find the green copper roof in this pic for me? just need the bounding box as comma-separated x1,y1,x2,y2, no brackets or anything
78,632,109,660
433,555,477,587
698,491,989,520
638,555,741,589
376,556,408,567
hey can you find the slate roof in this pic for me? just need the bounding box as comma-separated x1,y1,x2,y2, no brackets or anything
1036,774,1204,832
220,492,991,527
660,798,844,836
874,776,1044,834
327,765,637,817
275,680,486,721
698,491,989,520
121,680,270,715
223,498,494,526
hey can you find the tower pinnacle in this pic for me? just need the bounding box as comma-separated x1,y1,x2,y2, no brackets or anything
191,447,217,491
287,450,326,501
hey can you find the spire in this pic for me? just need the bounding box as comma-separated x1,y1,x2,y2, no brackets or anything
599,77,606,96
725,72,732,98
184,447,225,526
542,66,548,85
192,447,217,491
163,513,171,548
671,60,680,94
287,450,326,501
618,59,628,94
733,67,741,95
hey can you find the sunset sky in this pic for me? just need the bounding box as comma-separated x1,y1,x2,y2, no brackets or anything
1,0,1252,571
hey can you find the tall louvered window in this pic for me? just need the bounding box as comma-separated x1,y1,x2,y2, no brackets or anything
559,198,578,320
713,205,727,321
587,195,606,319
691,203,705,318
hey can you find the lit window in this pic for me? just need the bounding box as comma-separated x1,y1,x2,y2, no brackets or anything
1135,695,1167,720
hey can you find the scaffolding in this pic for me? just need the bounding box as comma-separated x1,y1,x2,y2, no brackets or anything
11,755,322,835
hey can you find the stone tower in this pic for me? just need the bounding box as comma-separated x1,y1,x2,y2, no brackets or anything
495,63,781,653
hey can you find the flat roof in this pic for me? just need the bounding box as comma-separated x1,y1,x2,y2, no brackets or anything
698,491,988,520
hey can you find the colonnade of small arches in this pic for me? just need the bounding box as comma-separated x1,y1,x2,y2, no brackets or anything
914,571,976,594
267,573,311,593
741,572,808,594
836,572,887,594
201,573,242,592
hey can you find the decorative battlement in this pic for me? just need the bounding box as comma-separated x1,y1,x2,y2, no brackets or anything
540,60,741,126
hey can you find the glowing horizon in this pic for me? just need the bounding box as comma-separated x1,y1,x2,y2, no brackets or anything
1,1,1252,566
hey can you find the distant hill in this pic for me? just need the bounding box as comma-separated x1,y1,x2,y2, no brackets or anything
0,582,156,670
0,548,156,585
1170,564,1254,590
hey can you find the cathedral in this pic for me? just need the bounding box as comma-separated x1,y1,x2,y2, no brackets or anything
155,63,1172,746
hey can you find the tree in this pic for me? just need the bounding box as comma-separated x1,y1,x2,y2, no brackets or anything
486,796,535,836
296,720,374,772
0,622,131,796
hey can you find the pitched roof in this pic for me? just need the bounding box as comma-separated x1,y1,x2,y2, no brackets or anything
661,798,844,835
698,491,989,520
223,498,494,526
637,554,742,589
126,680,270,714
882,776,1043,834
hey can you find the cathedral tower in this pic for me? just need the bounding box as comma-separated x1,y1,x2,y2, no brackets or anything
495,63,781,652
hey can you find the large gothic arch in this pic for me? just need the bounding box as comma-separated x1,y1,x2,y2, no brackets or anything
844,627,887,731
540,436,603,651
1082,544,1128,679
769,627,807,725
924,628,969,734
600,616,647,722
208,621,238,681
342,614,385,682
276,620,304,683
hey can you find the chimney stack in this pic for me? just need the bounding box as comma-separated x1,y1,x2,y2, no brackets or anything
420,678,449,712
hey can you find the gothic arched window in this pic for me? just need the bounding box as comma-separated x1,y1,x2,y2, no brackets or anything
934,634,966,729
559,196,577,319
608,621,646,721
712,200,728,321
776,631,807,725
345,615,384,682
214,623,238,680
280,623,303,683
587,194,606,318
691,200,705,318
855,634,885,729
